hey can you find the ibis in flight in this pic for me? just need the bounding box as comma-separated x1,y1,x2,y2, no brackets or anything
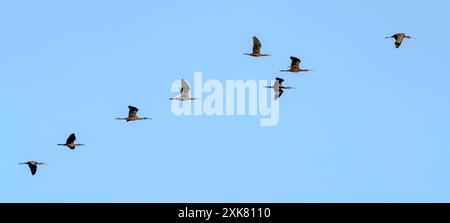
280,56,313,73
386,33,414,48
170,79,199,101
58,133,85,150
19,161,47,176
116,106,151,122
264,77,295,100
244,36,271,57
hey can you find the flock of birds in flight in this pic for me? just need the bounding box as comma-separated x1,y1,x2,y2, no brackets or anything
19,33,413,175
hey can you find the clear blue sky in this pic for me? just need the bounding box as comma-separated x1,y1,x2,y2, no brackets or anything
1,0,450,202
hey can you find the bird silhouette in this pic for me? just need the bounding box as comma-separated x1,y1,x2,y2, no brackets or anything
116,106,152,122
264,77,295,100
244,36,271,57
19,161,47,176
386,33,414,48
169,79,199,101
57,133,85,150
280,56,313,73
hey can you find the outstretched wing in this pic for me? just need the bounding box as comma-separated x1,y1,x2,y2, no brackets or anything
181,79,190,97
290,56,301,69
66,133,76,145
395,35,405,48
275,77,284,84
28,164,37,175
128,106,139,118
252,36,262,54
275,89,283,100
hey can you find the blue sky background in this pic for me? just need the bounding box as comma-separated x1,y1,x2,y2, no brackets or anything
1,0,450,202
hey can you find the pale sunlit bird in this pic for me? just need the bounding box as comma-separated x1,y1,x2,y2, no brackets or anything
264,77,295,100
57,133,85,150
169,79,199,101
385,33,414,48
116,106,151,122
244,36,271,57
280,56,313,73
19,161,47,176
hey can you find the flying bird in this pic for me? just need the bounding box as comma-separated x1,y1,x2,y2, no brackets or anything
264,77,295,100
280,56,313,73
116,106,151,122
244,36,271,57
170,79,199,101
386,33,414,48
57,133,85,150
19,161,47,176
